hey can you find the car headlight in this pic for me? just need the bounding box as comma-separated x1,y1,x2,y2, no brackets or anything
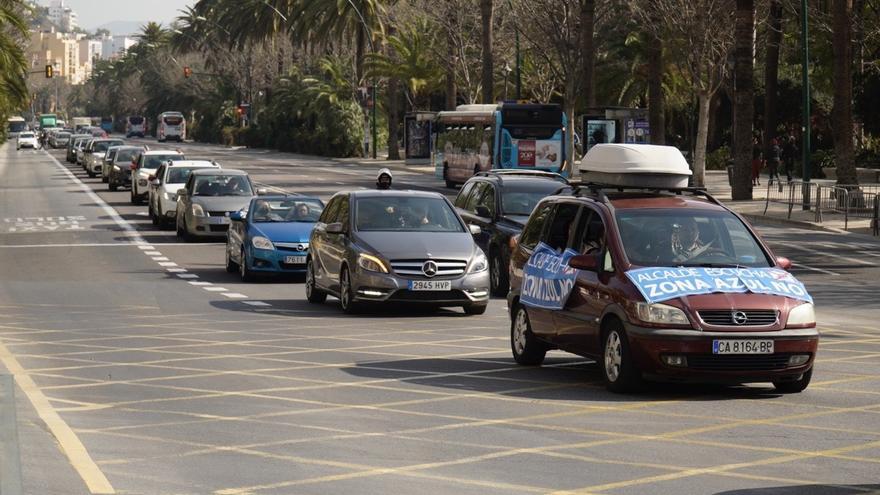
113,165,120,171
191,203,206,217
163,191,177,202
468,249,488,273
252,236,274,250
138,179,148,186
787,303,815,326
357,253,389,273
634,302,690,325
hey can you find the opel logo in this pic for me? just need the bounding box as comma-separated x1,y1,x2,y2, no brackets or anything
296,244,306,252
732,311,749,325
422,260,438,278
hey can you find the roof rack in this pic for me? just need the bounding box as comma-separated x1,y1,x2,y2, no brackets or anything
552,181,722,206
473,170,569,184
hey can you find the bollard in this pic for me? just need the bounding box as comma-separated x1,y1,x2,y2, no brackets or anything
0,375,23,495
874,195,879,236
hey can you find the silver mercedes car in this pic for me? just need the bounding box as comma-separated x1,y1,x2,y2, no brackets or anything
306,190,490,315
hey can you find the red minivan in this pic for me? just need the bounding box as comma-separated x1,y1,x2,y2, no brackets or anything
507,184,818,393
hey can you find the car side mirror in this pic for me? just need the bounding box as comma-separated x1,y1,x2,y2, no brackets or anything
256,188,269,196
468,224,482,235
776,256,792,271
326,222,344,235
130,160,138,170
176,188,188,197
475,205,492,218
229,211,244,221
568,254,599,272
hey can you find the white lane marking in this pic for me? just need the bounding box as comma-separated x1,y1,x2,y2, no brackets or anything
776,242,876,266
144,251,162,256
222,293,248,299
792,263,841,276
151,257,170,261
166,268,187,273
43,151,146,245
204,287,228,292
0,243,144,249
177,274,198,279
243,301,271,307
137,245,153,250
188,281,211,286
158,262,178,267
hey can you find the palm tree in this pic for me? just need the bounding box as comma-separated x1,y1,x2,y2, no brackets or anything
832,0,857,185
479,0,494,103
365,20,442,110
731,0,755,200
0,0,29,120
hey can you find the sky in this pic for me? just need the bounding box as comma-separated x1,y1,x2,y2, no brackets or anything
44,0,194,31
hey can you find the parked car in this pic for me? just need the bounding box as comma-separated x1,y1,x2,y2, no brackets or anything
66,134,91,163
148,160,220,228
226,196,325,281
130,150,185,204
82,138,125,178
107,146,148,191
16,131,38,150
454,170,568,296
175,169,261,240
75,138,93,166
306,190,490,315
49,131,71,149
507,144,818,393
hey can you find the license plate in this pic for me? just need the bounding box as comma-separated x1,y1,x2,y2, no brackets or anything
408,280,452,291
712,340,774,354
284,256,306,264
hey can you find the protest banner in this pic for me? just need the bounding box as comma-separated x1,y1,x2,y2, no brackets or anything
625,267,812,304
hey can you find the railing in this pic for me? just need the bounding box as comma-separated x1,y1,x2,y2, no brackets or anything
764,181,880,234
873,194,879,236
762,181,818,219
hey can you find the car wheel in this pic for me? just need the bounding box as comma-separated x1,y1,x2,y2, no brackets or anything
102,176,108,183
305,259,327,304
339,266,360,314
225,244,238,273
464,304,487,316
490,252,510,297
602,320,643,393
87,170,96,178
510,306,547,365
773,367,813,393
239,247,255,282
149,203,159,225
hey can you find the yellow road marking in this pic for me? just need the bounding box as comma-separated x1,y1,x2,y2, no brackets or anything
0,339,114,494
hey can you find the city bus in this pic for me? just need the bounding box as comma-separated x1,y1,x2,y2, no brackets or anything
433,103,567,188
6,116,26,139
157,111,186,142
39,113,58,129
125,115,147,138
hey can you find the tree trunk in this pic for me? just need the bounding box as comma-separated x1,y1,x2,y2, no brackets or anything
832,0,857,185
479,0,495,104
693,91,711,188
732,0,755,200
387,77,401,160
355,24,365,85
446,21,457,110
646,31,665,145
763,0,783,162
580,0,596,108
564,81,577,177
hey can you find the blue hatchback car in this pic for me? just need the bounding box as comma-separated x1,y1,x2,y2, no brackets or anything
225,195,325,281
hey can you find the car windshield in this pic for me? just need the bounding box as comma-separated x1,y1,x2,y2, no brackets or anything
356,196,463,232
20,133,34,138
501,181,565,216
192,175,253,196
615,209,772,268
250,199,324,223
115,150,138,163
166,167,207,184
94,141,123,152
144,154,180,169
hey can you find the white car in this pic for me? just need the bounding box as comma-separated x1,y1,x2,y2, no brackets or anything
130,150,185,204
82,138,125,178
149,160,220,228
16,132,38,150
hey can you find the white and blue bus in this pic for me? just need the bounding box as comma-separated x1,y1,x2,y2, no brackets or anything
434,103,567,188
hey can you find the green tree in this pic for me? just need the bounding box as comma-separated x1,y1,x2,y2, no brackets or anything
0,0,29,126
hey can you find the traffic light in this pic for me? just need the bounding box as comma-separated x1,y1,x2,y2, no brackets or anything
45,64,53,78
183,66,192,78
236,105,245,117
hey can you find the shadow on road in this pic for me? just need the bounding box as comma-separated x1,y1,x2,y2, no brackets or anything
715,485,880,495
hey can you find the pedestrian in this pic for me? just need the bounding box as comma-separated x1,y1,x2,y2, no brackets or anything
376,168,392,190
782,135,798,182
751,137,763,186
768,138,782,185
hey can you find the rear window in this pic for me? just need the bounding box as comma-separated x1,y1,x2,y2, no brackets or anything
19,133,34,138
144,154,181,169
163,116,184,125
128,116,144,125
501,181,564,216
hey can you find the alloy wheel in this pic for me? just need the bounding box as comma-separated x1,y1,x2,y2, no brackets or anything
604,331,622,383
513,309,528,355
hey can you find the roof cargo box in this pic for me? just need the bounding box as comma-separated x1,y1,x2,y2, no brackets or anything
579,144,692,188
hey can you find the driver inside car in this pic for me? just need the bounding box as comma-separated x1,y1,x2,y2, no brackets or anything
670,218,713,262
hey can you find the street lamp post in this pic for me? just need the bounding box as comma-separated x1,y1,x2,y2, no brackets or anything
800,0,812,210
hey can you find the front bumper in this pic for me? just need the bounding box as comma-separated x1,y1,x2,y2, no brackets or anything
87,160,102,173
350,268,490,307
624,322,820,384
248,246,310,273
187,215,230,237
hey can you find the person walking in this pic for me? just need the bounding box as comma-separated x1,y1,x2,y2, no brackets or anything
768,138,782,186
751,137,763,186
782,135,798,182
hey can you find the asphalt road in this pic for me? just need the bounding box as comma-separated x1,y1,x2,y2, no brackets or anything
0,139,879,495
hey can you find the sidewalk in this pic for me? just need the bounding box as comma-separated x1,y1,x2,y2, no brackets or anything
703,171,876,237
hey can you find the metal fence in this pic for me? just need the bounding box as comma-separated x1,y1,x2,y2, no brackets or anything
763,181,880,235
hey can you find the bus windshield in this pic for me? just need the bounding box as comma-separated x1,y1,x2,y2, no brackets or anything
7,120,26,133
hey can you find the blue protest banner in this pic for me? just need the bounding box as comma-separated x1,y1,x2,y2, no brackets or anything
520,242,580,310
625,267,812,304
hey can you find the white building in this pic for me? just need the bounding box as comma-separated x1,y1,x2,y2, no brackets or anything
47,0,78,33
99,35,137,60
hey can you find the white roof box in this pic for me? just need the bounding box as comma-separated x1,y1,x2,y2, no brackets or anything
579,144,692,188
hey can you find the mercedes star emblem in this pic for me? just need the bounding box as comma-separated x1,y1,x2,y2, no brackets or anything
422,260,438,278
